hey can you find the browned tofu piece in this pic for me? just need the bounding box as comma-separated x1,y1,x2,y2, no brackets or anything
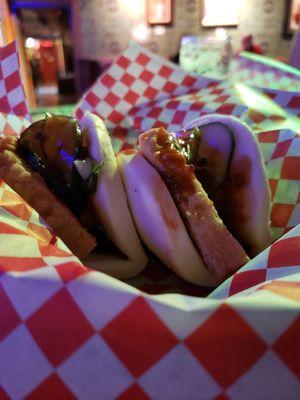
0,136,96,259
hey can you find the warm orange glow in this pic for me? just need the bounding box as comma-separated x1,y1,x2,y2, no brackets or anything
147,0,172,25
0,1,36,108
0,0,16,44
40,40,54,48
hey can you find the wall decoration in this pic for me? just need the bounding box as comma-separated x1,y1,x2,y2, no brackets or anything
149,41,159,53
186,0,197,13
107,0,119,13
109,41,121,54
202,0,240,27
147,0,172,25
284,0,300,37
73,0,292,62
263,0,274,14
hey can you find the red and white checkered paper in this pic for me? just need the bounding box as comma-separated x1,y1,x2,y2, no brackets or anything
0,41,31,136
229,52,300,91
0,42,300,399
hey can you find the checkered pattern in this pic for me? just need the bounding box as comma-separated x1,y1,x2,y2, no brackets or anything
0,41,31,135
128,81,248,134
229,53,300,91
76,44,300,238
0,42,300,398
257,129,300,240
0,112,31,137
75,44,218,152
0,186,299,399
254,88,300,120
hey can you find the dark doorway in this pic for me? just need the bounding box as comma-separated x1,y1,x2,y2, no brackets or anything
10,2,77,107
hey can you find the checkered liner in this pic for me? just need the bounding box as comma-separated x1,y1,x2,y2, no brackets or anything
0,180,299,399
76,44,300,242
75,45,219,152
0,41,31,135
229,52,300,91
0,42,300,399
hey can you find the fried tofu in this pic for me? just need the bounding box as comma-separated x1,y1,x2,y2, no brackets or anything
139,128,250,279
0,137,96,259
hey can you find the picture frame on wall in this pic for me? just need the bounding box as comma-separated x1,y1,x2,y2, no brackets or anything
283,0,300,38
201,0,240,28
147,0,172,25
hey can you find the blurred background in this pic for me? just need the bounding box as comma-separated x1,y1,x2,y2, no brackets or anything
0,0,299,110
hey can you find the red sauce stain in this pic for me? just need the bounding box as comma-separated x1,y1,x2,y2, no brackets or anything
229,157,252,225
194,147,225,194
215,156,252,239
155,128,195,195
120,148,136,155
152,177,180,231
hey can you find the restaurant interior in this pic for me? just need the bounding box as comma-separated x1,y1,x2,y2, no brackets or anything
0,1,300,399
0,0,299,114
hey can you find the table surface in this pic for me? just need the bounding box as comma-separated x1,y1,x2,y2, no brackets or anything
31,104,75,121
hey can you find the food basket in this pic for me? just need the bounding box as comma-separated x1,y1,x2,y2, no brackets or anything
0,41,299,399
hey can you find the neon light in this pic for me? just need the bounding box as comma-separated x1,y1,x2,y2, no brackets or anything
240,52,300,77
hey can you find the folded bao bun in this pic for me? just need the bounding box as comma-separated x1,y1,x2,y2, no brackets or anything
132,128,249,282
118,115,270,286
183,114,271,256
117,150,219,287
0,112,147,279
80,113,147,279
0,109,270,287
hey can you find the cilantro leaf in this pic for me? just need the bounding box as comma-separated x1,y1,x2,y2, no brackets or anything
92,160,104,174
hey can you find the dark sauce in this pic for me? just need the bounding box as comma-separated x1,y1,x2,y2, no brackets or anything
177,125,235,196
155,129,196,198
178,125,253,254
18,115,92,214
17,115,116,251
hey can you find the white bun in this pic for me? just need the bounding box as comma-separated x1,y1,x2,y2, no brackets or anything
117,149,219,287
80,112,147,279
184,114,271,255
